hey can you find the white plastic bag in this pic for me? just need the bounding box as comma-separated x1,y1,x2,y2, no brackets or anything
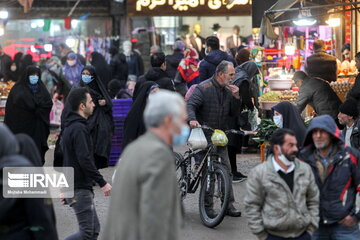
249,108,261,131
187,128,208,150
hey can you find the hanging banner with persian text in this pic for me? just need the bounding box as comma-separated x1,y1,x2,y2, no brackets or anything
128,0,252,16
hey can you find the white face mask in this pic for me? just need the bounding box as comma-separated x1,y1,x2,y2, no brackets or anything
67,60,76,67
123,42,132,56
10,65,16,71
273,115,283,128
278,147,293,166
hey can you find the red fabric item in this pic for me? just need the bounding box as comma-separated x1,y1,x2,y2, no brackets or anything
64,17,72,30
177,48,200,83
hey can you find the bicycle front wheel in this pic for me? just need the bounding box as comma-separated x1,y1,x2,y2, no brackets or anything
199,163,230,228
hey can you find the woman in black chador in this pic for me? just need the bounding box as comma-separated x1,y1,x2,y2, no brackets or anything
80,65,114,169
4,65,52,164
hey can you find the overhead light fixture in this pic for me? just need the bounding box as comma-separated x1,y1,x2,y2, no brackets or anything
326,12,341,27
293,9,317,26
0,9,8,19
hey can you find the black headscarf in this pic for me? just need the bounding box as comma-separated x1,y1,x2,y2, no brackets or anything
234,61,259,110
15,133,43,166
122,81,159,149
90,52,111,86
80,65,114,169
4,65,53,162
0,124,59,239
272,101,307,148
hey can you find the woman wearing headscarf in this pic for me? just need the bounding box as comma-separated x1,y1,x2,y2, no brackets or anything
90,51,111,86
80,65,114,169
227,61,260,182
63,52,84,86
19,54,34,80
13,52,23,81
4,60,18,82
4,66,53,163
176,47,200,88
0,124,58,239
42,56,65,96
272,101,307,148
122,81,159,150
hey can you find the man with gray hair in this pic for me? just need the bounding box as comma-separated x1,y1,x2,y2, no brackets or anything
102,90,186,240
187,60,242,217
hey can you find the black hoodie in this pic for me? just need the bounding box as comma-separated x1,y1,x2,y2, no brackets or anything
62,112,107,190
165,51,184,79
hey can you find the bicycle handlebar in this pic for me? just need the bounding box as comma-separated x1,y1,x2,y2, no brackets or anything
197,125,244,135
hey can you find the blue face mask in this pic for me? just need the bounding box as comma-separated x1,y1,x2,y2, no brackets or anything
29,75,39,85
173,124,190,146
82,74,93,84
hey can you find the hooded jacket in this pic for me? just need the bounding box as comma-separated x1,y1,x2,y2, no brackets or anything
138,67,175,91
296,77,341,119
199,49,236,82
300,115,360,224
62,112,107,190
165,51,184,79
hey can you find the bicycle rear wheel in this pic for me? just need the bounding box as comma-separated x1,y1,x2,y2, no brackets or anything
199,163,230,228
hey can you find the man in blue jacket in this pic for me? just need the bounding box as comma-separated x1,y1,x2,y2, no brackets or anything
199,36,236,82
300,115,360,239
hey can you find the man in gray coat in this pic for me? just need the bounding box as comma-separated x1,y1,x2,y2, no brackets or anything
101,90,186,240
245,128,319,240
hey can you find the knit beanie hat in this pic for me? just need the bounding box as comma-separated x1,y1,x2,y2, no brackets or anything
339,99,358,118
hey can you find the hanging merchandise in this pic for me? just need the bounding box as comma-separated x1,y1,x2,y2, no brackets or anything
64,17,72,30
43,19,51,32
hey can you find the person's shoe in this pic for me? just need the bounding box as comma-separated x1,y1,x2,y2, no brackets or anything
226,206,241,217
234,172,247,179
232,175,246,183
206,208,218,218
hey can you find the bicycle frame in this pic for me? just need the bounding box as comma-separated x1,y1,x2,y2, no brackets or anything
180,143,222,195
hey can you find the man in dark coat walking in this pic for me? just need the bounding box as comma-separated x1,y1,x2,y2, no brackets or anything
4,66,53,164
199,36,236,82
138,52,175,91
62,87,112,240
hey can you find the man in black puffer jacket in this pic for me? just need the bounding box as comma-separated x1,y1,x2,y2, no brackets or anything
187,60,242,218
138,52,175,91
199,36,236,82
300,115,360,239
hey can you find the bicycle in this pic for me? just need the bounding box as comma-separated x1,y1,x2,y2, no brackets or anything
174,125,243,228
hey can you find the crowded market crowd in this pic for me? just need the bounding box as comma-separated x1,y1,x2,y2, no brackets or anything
0,35,360,240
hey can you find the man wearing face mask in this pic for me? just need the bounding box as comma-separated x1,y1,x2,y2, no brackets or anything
102,90,184,240
245,128,319,240
187,60,242,217
199,36,236,82
300,115,360,239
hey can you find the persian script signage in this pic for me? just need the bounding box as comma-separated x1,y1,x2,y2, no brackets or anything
128,0,252,16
